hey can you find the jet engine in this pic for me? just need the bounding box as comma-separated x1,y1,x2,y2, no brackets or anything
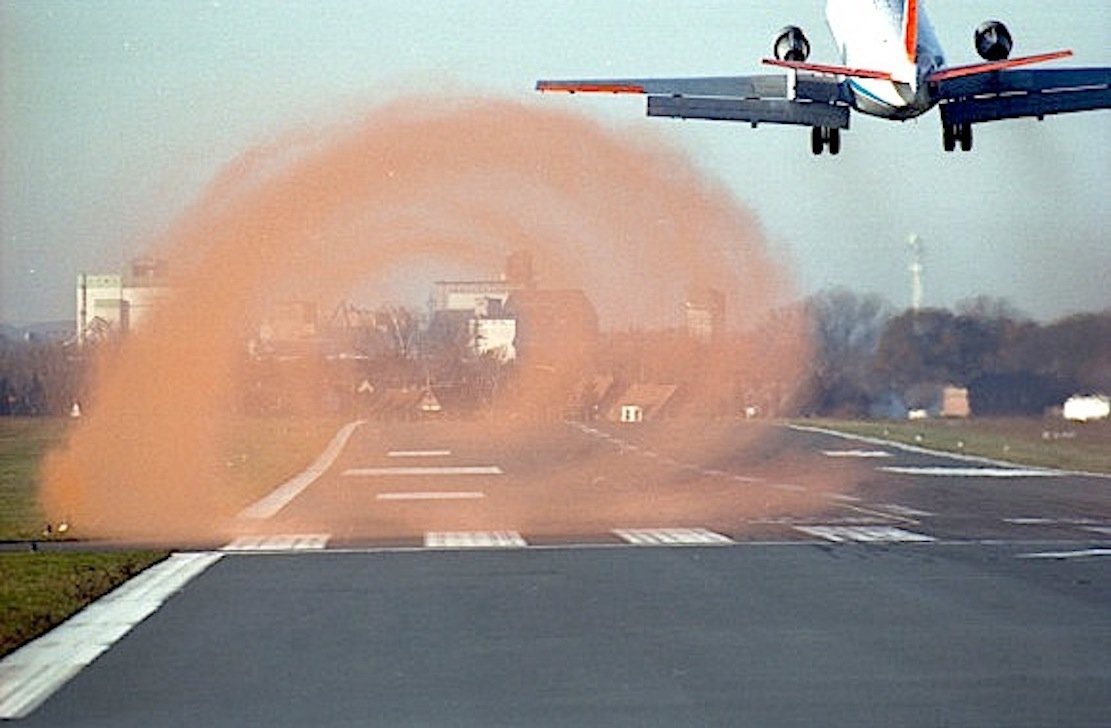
773,26,811,62
974,20,1013,61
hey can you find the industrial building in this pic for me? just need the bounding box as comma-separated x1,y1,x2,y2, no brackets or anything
75,258,170,345
682,286,725,344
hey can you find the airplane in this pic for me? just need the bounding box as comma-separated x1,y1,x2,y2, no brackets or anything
535,0,1111,155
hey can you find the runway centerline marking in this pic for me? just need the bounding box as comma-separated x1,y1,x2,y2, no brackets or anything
387,449,452,458
344,466,503,476
377,491,485,501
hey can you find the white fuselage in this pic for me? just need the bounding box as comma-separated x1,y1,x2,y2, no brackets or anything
825,0,946,119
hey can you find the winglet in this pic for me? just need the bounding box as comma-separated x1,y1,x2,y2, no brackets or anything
903,0,919,64
928,49,1073,82
536,81,646,94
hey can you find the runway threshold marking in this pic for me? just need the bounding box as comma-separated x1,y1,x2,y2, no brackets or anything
377,491,485,501
387,450,452,458
794,526,936,543
424,531,527,548
344,466,503,476
613,528,735,546
222,534,330,551
0,552,222,719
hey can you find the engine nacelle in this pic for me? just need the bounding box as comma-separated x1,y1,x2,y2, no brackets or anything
975,20,1013,61
773,26,811,62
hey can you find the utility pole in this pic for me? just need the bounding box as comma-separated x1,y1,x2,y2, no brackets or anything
908,233,923,313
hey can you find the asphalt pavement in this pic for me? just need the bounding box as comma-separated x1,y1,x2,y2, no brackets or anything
7,421,1110,726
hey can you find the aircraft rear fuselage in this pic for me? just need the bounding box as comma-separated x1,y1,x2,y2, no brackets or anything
825,0,944,119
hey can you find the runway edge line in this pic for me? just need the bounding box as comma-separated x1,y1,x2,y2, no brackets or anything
0,552,223,719
238,419,366,520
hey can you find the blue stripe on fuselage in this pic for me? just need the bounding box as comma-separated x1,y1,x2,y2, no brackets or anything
848,79,897,110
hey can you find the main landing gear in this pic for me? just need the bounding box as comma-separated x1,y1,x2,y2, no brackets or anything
811,126,841,155
943,122,973,152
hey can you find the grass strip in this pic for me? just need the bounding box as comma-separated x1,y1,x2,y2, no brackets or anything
799,417,1111,475
0,551,168,658
0,418,68,541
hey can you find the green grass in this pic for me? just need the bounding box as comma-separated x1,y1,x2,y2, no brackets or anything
0,550,168,657
0,415,344,659
0,418,69,541
799,417,1111,474
0,416,346,540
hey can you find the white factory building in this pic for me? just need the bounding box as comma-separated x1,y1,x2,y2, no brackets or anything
75,258,170,344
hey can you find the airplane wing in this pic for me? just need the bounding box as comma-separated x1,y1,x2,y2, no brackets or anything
536,74,852,129
936,66,1111,126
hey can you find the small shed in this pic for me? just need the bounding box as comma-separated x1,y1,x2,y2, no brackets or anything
620,405,643,423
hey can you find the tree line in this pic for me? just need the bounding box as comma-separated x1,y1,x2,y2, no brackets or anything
3,292,1107,419
803,289,1110,417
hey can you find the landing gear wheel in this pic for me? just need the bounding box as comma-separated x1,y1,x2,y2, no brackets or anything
959,123,973,151
944,123,973,152
811,127,842,156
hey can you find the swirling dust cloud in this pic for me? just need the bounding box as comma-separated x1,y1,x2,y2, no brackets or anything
40,97,822,543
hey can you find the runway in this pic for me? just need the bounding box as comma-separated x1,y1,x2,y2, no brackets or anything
230,418,1110,549
5,420,1109,725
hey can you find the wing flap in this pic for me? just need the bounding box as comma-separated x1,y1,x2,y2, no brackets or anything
938,66,1111,124
648,96,850,129
937,66,1111,99
941,85,1111,125
537,75,790,99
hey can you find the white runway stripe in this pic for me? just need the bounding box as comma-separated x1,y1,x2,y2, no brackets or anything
0,552,222,719
1018,548,1111,560
880,466,1060,478
872,504,935,518
344,466,503,476
222,534,330,551
239,420,364,520
376,491,485,501
794,526,935,543
614,528,735,546
387,450,452,458
823,449,892,458
424,531,527,548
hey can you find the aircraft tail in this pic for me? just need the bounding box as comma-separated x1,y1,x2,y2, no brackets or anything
902,0,919,64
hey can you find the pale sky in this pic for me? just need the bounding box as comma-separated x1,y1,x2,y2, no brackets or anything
2,0,1108,324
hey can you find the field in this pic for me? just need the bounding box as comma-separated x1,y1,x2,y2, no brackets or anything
800,417,1111,475
0,418,69,540
0,415,343,658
